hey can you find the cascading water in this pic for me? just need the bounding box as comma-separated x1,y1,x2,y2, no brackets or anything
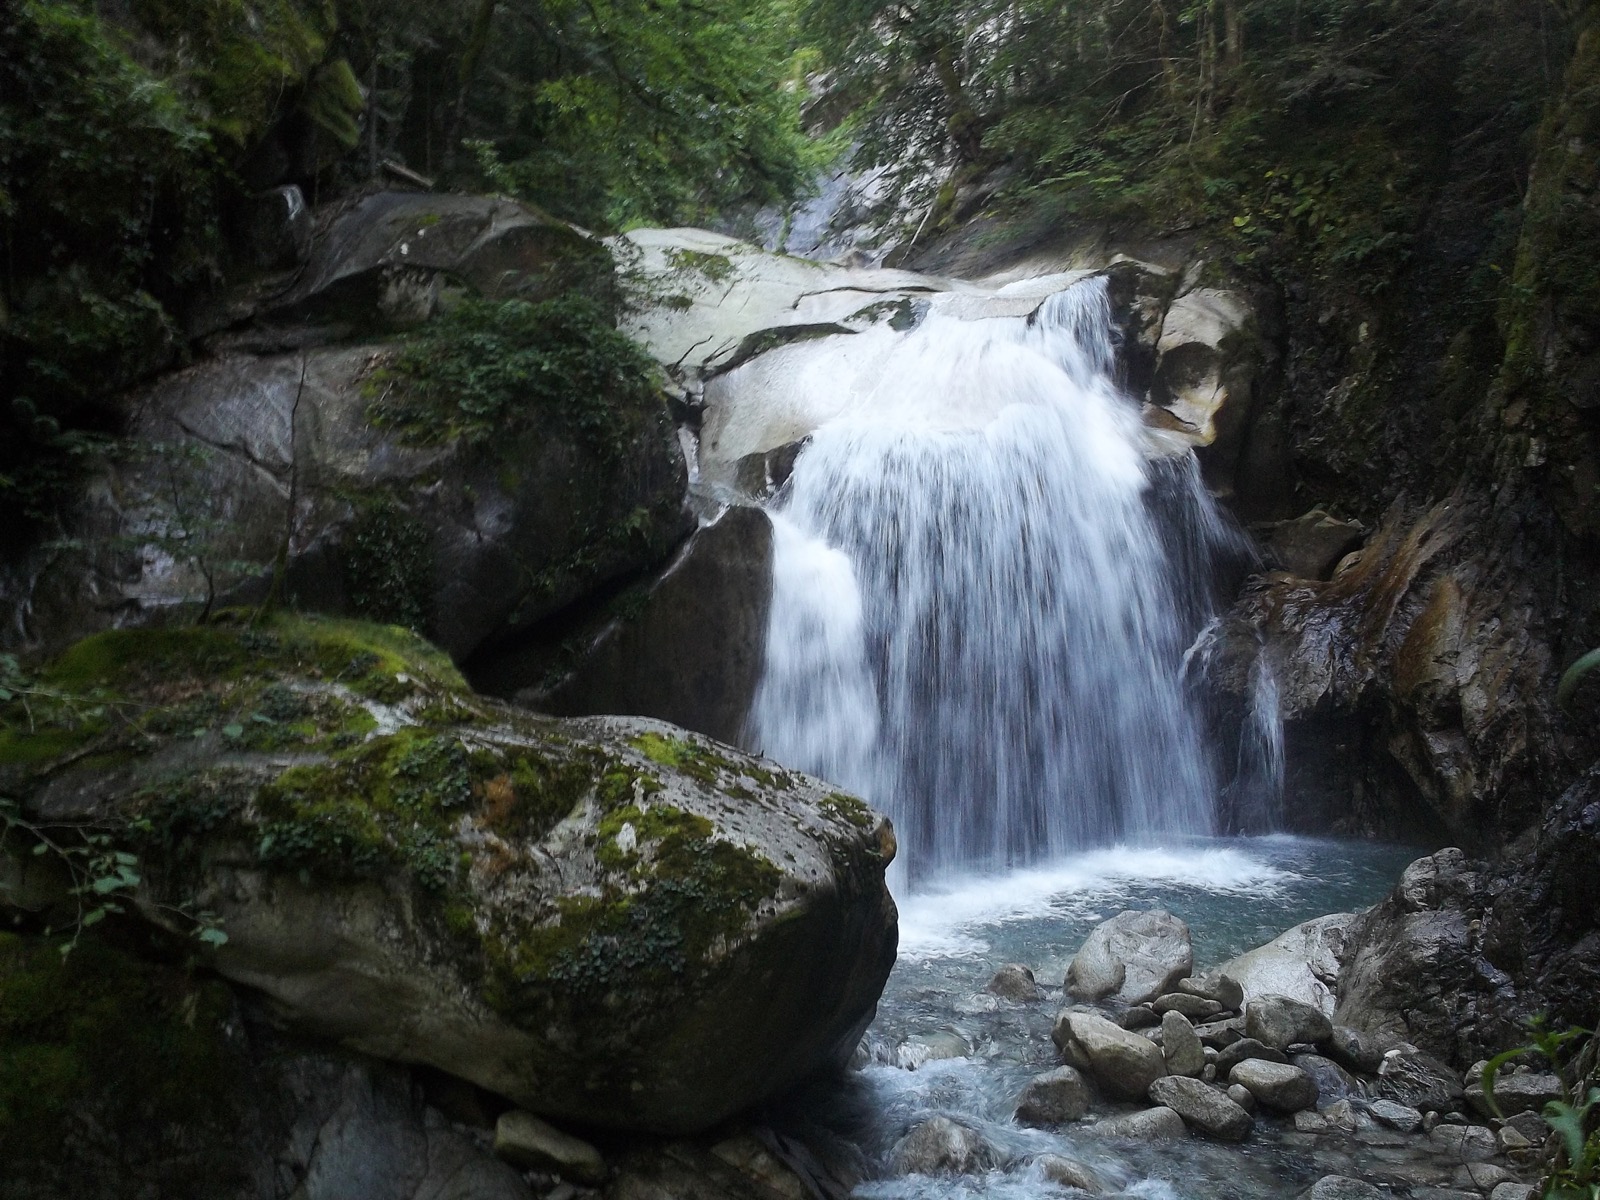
748,276,1272,880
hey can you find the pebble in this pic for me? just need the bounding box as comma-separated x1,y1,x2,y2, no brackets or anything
1369,1098,1424,1133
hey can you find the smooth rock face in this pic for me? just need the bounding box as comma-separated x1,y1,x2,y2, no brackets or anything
1147,1076,1254,1141
1087,1107,1189,1139
1052,1010,1169,1100
526,505,773,746
986,963,1044,1002
1246,994,1334,1050
1302,1177,1385,1200
889,1117,992,1175
1228,1059,1319,1112
494,1110,607,1184
1066,909,1194,1005
1216,914,1356,1013
1377,1047,1465,1113
1162,1011,1207,1077
1015,1066,1092,1126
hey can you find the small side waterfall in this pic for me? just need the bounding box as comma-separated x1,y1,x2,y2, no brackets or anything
747,276,1277,880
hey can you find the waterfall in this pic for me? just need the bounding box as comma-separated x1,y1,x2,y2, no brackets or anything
747,276,1269,881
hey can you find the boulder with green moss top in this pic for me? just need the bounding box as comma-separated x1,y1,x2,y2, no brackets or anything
0,615,897,1134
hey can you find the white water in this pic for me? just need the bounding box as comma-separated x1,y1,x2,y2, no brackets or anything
748,277,1272,880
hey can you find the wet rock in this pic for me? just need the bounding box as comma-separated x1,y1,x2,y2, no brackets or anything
1377,1047,1465,1113
1228,1083,1258,1113
1154,992,1225,1019
494,1111,608,1184
1257,509,1366,580
709,1131,817,1200
889,1117,993,1175
1148,1076,1254,1141
1162,1010,1207,1077
1292,1053,1361,1104
1326,1025,1399,1075
1087,1106,1189,1139
1355,1127,1410,1147
1301,1178,1386,1200
1465,1072,1563,1118
1053,1010,1169,1100
1216,1039,1290,1076
1119,1005,1162,1030
1295,1109,1330,1132
1015,1066,1092,1126
1454,1163,1515,1191
1180,972,1246,1010
1216,914,1355,1012
1369,1099,1424,1133
1322,1100,1359,1132
1430,1124,1498,1162
1065,909,1193,1005
1229,1059,1320,1112
986,963,1043,1002
1246,995,1333,1050
1500,1111,1548,1145
1489,1185,1537,1200
1497,1124,1534,1155
1035,1154,1107,1193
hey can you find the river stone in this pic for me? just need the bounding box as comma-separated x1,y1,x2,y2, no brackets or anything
1015,1066,1092,1125
1369,1098,1424,1132
1193,1016,1247,1047
1035,1154,1107,1193
1147,1076,1254,1141
1295,1109,1330,1132
1087,1107,1189,1139
1162,1011,1206,1077
1179,972,1246,1010
1228,1083,1257,1113
987,963,1044,1002
1052,1010,1169,1100
1154,992,1224,1019
1301,1178,1386,1200
1216,1038,1289,1075
1378,1047,1464,1113
493,1110,607,1184
1465,1072,1563,1117
1246,995,1333,1050
1430,1124,1498,1162
1066,909,1194,1005
1292,1053,1360,1103
1322,1099,1359,1132
1258,509,1366,580
1119,1005,1162,1030
1229,1059,1320,1112
3,621,898,1136
1454,1163,1515,1191
1325,1024,1398,1075
1489,1185,1537,1200
889,1117,992,1175
1216,914,1356,1012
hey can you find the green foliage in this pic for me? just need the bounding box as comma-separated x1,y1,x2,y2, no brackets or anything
344,496,433,633
452,0,813,228
368,294,665,460
1559,649,1600,709
1482,1018,1600,1199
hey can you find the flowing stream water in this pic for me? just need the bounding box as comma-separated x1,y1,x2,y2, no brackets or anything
736,274,1416,1195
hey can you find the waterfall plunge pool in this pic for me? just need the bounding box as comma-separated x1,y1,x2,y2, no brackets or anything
778,836,1425,1200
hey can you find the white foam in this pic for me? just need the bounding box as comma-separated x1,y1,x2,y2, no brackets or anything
895,844,1299,960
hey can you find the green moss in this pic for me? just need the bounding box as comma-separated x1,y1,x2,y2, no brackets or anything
819,790,874,830
0,933,239,1164
663,247,737,284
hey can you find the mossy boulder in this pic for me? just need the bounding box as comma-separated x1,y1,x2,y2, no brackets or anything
0,615,898,1134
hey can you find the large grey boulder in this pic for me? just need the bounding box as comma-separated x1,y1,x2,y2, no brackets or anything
1052,1010,1168,1100
1245,995,1333,1050
1215,914,1356,1013
2,618,897,1135
1015,1066,1092,1125
512,505,773,745
1146,1076,1254,1141
1228,1059,1319,1112
1065,909,1194,1005
1085,1107,1189,1139
1376,1047,1464,1113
